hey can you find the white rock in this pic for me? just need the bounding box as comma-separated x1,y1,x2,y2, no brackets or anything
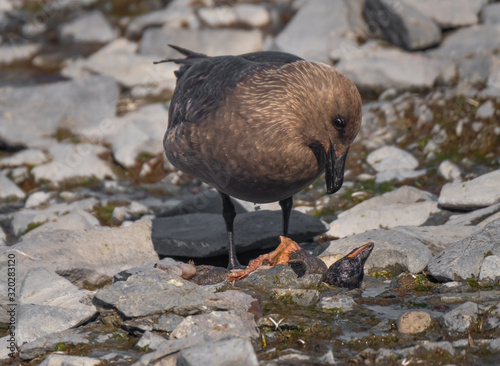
9,216,158,287
126,2,199,37
367,146,419,172
0,149,48,167
25,191,51,208
401,0,487,28
430,25,500,61
479,255,500,281
0,335,15,360
38,354,102,366
31,143,115,184
140,27,263,59
0,226,5,247
12,197,98,235
10,166,28,184
327,201,441,238
0,75,119,148
0,172,25,200
476,100,495,119
273,0,365,62
23,210,101,238
438,160,461,181
336,41,440,91
481,3,500,25
58,10,118,43
375,168,426,184
234,4,270,27
106,103,168,168
445,203,500,227
438,170,500,210
393,225,480,255
17,267,97,346
136,331,168,351
62,38,178,90
198,6,238,27
347,186,435,214
0,43,41,66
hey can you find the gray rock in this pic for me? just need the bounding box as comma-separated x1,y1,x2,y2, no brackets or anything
24,191,51,208
367,146,418,172
23,210,101,237
19,328,90,360
239,265,323,289
171,310,258,341
106,103,168,168
491,337,500,351
438,169,500,210
375,168,426,184
364,0,441,51
136,331,168,351
0,172,25,200
273,0,365,62
139,28,263,59
31,143,116,184
327,201,441,238
392,225,479,255
336,41,440,91
0,226,5,246
9,216,158,287
445,203,500,226
38,354,101,366
457,53,496,86
397,311,432,334
58,10,118,44
427,218,500,281
126,1,199,37
0,43,41,66
441,301,478,335
133,335,206,366
233,4,270,28
62,38,178,90
346,186,436,214
320,229,432,273
479,255,500,281
476,100,495,119
12,197,98,235
10,166,29,184
17,267,97,346
214,290,257,313
177,337,258,366
320,294,356,311
481,3,500,25
430,25,500,61
0,335,14,360
437,160,461,181
152,210,328,258
273,289,320,307
0,75,119,148
95,268,227,318
401,0,487,28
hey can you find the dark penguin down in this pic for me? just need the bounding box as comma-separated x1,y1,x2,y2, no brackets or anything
324,242,374,290
159,45,362,269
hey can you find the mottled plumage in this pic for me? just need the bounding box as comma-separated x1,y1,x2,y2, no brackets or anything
160,45,362,269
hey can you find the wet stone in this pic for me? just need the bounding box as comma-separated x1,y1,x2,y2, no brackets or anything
273,289,320,307
136,331,168,351
319,293,356,311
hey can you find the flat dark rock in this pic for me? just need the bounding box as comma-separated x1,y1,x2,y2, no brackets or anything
151,210,328,258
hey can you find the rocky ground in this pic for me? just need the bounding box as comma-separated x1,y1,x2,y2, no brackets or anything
1,0,500,365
